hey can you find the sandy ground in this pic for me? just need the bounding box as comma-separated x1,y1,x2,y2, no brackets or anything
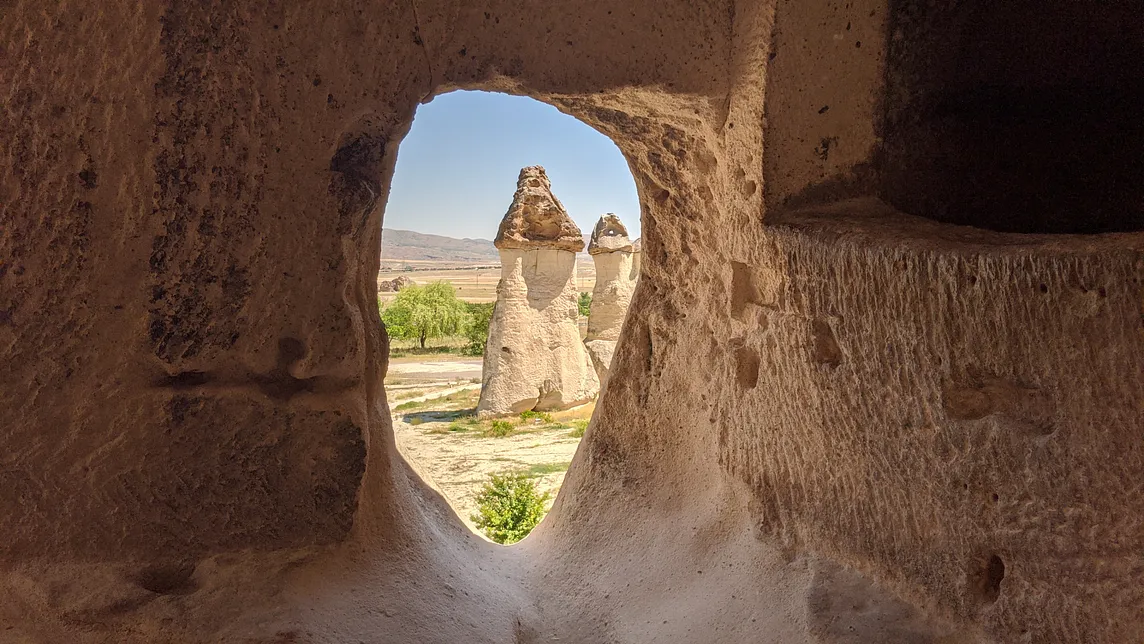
388,357,483,381
386,357,589,538
393,415,582,535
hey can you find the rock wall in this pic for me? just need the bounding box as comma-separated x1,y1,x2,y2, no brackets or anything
1,0,1141,642
632,238,643,280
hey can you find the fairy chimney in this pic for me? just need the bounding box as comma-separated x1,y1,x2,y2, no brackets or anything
477,167,600,416
585,214,637,387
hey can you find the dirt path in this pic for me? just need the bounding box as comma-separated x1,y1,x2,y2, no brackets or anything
387,357,483,382
393,383,480,404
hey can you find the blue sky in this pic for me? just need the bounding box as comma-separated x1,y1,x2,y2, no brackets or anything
383,90,641,241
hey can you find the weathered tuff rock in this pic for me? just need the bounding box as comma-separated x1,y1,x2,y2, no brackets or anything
477,168,599,416
493,166,585,253
586,213,634,255
585,214,637,386
377,275,414,292
631,237,643,276
3,1,1143,642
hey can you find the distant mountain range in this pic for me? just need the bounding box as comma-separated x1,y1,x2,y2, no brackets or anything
381,229,499,262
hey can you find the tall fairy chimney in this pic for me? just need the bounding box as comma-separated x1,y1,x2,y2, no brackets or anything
476,167,600,416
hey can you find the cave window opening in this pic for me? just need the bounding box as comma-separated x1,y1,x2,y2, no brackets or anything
378,90,642,545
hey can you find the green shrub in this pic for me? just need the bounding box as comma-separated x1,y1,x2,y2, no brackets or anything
569,419,589,438
470,472,551,544
484,419,516,437
382,282,471,349
577,292,592,317
519,410,554,424
462,302,495,356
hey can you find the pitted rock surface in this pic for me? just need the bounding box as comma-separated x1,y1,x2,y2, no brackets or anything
493,166,585,253
587,213,634,255
2,1,1142,642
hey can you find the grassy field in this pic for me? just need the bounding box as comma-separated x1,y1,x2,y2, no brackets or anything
387,335,470,358
378,256,597,305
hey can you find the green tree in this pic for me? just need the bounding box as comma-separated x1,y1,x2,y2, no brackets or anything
462,301,495,356
470,472,551,544
577,291,592,317
381,282,470,349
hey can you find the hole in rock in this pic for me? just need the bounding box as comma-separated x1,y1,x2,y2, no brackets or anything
378,91,641,545
968,552,1006,605
878,0,1144,234
811,319,843,367
734,345,760,389
131,561,199,595
730,261,762,320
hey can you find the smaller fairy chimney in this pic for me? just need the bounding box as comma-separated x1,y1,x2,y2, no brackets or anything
584,213,637,387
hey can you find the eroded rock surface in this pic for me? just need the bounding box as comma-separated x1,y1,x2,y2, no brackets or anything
378,275,414,292
585,214,638,386
587,213,635,255
477,168,599,415
1,1,1142,642
492,166,585,254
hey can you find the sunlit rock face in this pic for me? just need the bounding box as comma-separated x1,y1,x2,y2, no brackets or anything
2,1,1143,642
492,166,585,254
631,237,642,279
477,167,599,416
585,214,637,387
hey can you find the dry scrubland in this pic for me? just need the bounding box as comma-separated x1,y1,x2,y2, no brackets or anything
385,369,592,537
378,256,597,304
